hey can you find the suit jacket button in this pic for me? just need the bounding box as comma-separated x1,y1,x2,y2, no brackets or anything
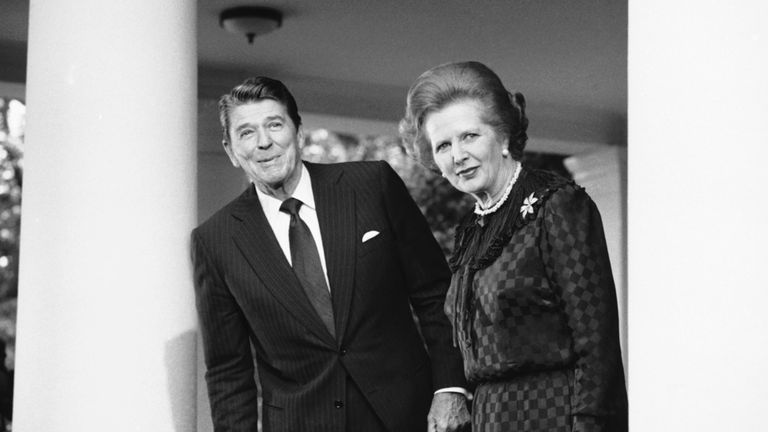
334,400,344,409
340,348,347,356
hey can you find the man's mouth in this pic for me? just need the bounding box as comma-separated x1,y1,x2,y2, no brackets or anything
257,154,280,164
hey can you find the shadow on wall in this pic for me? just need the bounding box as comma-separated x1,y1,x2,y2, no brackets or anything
165,330,198,432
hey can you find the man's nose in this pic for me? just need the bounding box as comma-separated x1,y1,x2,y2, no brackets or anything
256,128,272,149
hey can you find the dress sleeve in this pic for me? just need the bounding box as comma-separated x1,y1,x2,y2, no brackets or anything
541,186,627,432
378,161,468,391
192,229,260,431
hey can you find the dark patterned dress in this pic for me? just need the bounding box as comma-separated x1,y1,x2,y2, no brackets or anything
446,169,627,432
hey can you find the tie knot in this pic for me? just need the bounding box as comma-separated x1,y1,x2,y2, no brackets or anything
280,197,303,216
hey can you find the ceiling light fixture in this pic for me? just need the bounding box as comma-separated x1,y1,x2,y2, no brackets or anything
219,6,283,44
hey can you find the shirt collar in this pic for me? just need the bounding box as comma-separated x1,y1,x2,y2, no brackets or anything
254,163,316,213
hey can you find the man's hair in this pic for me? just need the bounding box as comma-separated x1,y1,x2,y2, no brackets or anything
218,76,302,144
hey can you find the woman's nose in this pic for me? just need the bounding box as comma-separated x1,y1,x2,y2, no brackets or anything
451,142,468,163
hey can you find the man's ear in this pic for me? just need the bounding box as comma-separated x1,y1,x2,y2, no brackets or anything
297,126,305,148
222,140,240,168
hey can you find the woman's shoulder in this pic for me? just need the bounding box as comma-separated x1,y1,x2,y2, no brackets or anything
505,168,578,226
526,169,596,214
519,168,577,200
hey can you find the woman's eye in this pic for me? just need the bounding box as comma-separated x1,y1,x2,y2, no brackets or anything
462,132,478,141
435,141,450,152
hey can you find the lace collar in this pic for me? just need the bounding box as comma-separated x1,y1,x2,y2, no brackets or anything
448,168,575,272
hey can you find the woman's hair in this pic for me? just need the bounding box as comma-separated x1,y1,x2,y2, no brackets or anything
218,76,302,144
399,61,528,169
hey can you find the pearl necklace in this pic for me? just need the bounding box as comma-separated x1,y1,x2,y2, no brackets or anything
473,162,522,217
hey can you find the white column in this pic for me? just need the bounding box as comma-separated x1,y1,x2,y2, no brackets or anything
14,1,197,431
564,147,627,370
630,2,768,430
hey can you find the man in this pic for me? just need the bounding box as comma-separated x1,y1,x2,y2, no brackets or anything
192,77,470,431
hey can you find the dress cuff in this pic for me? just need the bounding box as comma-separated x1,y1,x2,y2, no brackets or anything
434,387,472,400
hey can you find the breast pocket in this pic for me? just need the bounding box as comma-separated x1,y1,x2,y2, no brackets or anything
358,230,389,257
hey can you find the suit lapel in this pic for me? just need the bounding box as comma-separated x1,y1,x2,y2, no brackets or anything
307,163,357,343
230,186,335,345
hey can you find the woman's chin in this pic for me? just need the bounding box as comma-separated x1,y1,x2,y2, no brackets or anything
455,179,484,197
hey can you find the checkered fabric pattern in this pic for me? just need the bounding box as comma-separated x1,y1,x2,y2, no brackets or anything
472,369,572,432
464,224,573,379
540,185,626,422
445,177,627,431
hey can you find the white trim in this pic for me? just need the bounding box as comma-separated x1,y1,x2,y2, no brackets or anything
526,137,610,156
0,81,26,100
300,112,398,137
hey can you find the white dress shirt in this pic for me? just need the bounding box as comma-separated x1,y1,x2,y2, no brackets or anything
254,163,331,291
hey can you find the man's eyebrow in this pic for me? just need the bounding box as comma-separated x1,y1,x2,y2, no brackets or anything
234,115,285,132
234,123,252,132
263,114,285,123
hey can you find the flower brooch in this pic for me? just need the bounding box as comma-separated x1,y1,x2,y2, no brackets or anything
520,192,539,218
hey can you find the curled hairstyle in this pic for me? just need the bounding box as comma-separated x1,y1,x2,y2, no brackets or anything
218,76,302,144
399,61,528,169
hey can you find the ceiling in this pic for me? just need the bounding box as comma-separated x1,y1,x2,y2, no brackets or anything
0,0,627,146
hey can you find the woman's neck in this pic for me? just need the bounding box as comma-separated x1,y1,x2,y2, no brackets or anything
474,160,518,209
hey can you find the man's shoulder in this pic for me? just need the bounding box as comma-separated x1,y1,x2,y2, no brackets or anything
309,160,385,175
307,160,391,185
194,186,252,236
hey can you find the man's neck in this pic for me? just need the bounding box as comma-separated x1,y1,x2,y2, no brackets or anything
254,163,303,202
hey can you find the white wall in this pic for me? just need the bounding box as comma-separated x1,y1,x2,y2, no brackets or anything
630,1,768,430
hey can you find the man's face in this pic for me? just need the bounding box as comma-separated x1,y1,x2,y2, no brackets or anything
224,99,303,195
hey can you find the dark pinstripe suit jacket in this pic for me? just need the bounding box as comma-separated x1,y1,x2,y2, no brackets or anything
192,161,466,432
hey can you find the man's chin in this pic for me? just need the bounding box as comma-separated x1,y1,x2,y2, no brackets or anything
253,178,283,190
252,168,287,186
252,172,296,196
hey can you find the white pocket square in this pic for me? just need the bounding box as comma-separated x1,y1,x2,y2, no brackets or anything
362,230,380,243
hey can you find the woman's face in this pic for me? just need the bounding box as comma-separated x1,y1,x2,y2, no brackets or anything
424,99,510,201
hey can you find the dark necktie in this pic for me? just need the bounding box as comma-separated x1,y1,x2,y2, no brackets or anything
279,197,335,338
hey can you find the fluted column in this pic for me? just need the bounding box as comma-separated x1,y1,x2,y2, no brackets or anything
14,1,197,430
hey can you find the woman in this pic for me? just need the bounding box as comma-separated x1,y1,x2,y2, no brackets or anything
399,61,627,432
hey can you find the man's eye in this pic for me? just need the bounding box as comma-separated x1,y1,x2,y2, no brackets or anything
239,130,254,139
268,122,283,130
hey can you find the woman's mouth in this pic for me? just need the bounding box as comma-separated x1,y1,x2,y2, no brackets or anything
456,166,478,178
